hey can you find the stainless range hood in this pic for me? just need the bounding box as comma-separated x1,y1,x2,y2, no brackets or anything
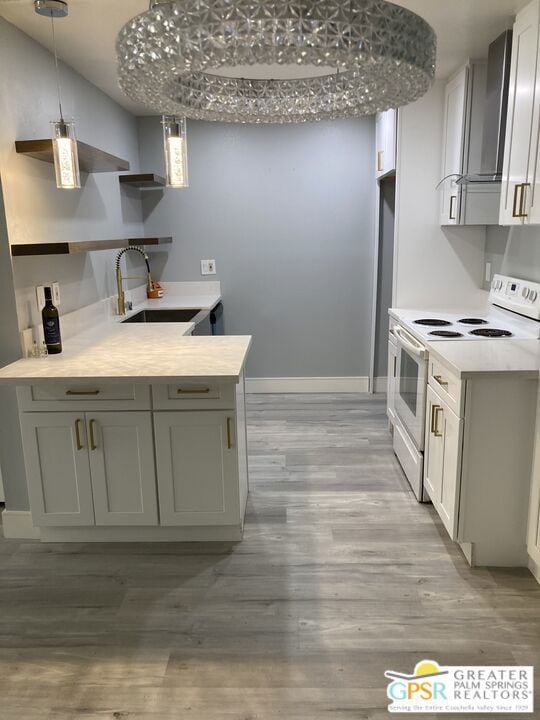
457,30,513,185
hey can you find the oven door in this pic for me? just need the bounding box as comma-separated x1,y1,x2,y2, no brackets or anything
393,325,428,450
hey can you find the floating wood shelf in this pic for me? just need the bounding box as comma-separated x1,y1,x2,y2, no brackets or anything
11,237,172,257
119,173,166,189
15,139,130,174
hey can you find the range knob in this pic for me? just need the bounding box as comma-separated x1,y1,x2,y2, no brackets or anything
522,287,531,300
530,290,538,303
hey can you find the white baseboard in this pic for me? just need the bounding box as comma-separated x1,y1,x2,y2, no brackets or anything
528,555,540,585
374,377,388,394
2,510,40,540
245,377,370,393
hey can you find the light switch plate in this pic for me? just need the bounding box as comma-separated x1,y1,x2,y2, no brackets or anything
201,259,216,275
36,285,46,312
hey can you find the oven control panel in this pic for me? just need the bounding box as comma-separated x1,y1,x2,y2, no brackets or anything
490,274,540,321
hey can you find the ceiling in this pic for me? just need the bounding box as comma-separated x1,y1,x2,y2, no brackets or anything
0,0,531,116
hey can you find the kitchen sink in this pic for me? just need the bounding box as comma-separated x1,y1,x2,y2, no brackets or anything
122,309,201,323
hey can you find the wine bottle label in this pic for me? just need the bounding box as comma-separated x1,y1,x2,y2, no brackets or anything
44,318,61,345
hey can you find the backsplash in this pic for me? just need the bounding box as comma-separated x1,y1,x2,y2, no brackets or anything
485,225,540,288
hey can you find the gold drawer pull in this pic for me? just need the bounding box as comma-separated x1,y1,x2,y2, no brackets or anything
177,388,211,395
431,405,443,438
449,194,457,221
66,389,100,396
89,419,98,451
226,417,234,449
377,150,384,172
75,419,84,451
433,375,448,388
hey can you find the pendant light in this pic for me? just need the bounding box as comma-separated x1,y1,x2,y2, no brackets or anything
117,0,436,124
35,0,81,189
162,115,189,189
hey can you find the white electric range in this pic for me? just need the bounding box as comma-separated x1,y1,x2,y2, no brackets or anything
388,274,540,501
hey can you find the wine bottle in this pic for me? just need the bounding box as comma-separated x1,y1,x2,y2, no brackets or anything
42,287,62,355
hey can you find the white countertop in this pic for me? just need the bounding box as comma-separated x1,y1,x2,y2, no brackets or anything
427,339,540,379
0,320,252,384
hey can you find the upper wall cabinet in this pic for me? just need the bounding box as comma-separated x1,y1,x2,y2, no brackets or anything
439,61,501,226
500,0,540,225
375,109,397,178
440,67,469,225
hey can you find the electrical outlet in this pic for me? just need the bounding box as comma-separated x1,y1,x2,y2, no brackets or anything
52,282,61,306
201,259,216,275
36,286,46,312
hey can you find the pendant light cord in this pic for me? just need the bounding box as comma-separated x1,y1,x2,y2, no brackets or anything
50,13,64,121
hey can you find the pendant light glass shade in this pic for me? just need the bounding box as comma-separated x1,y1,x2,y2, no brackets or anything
162,116,188,188
51,120,80,189
117,0,436,124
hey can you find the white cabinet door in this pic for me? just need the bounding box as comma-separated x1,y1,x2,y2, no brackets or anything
387,338,397,425
376,109,397,177
154,411,240,526
20,412,95,527
424,387,463,540
500,0,540,225
438,402,463,540
440,67,468,225
88,412,158,526
424,386,444,503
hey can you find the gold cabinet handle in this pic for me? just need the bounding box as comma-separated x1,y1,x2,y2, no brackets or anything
226,417,234,449
89,419,98,451
75,419,84,451
512,183,530,218
431,405,443,438
433,375,449,388
66,389,100,396
177,388,211,395
449,194,457,220
377,150,384,172
520,183,531,218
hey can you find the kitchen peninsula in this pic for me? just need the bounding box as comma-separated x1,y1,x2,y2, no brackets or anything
0,322,251,543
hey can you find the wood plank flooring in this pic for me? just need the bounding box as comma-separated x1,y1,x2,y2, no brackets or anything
1,394,539,719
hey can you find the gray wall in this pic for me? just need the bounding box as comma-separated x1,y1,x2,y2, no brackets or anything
0,18,146,333
484,225,540,288
0,178,28,510
138,117,376,378
374,176,395,379
0,18,145,510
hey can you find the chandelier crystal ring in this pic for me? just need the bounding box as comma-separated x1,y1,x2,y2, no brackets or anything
117,0,436,123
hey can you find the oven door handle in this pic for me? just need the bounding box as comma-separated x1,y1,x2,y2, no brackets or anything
394,326,428,359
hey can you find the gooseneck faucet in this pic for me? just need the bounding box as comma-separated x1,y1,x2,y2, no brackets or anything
115,246,153,316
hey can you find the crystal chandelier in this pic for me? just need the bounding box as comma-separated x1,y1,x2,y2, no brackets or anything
117,0,436,124
35,0,81,188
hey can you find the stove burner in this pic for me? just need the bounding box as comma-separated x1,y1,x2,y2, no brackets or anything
458,318,489,325
414,319,452,327
469,328,513,338
429,331,464,338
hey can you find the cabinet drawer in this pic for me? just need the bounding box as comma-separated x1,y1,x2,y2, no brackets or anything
17,384,151,411
152,382,235,410
428,358,464,417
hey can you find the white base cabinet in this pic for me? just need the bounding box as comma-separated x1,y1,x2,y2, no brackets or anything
424,386,463,540
17,377,249,541
154,411,241,526
424,359,537,567
20,412,95,527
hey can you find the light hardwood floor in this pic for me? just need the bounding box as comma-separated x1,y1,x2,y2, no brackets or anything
0,394,539,719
